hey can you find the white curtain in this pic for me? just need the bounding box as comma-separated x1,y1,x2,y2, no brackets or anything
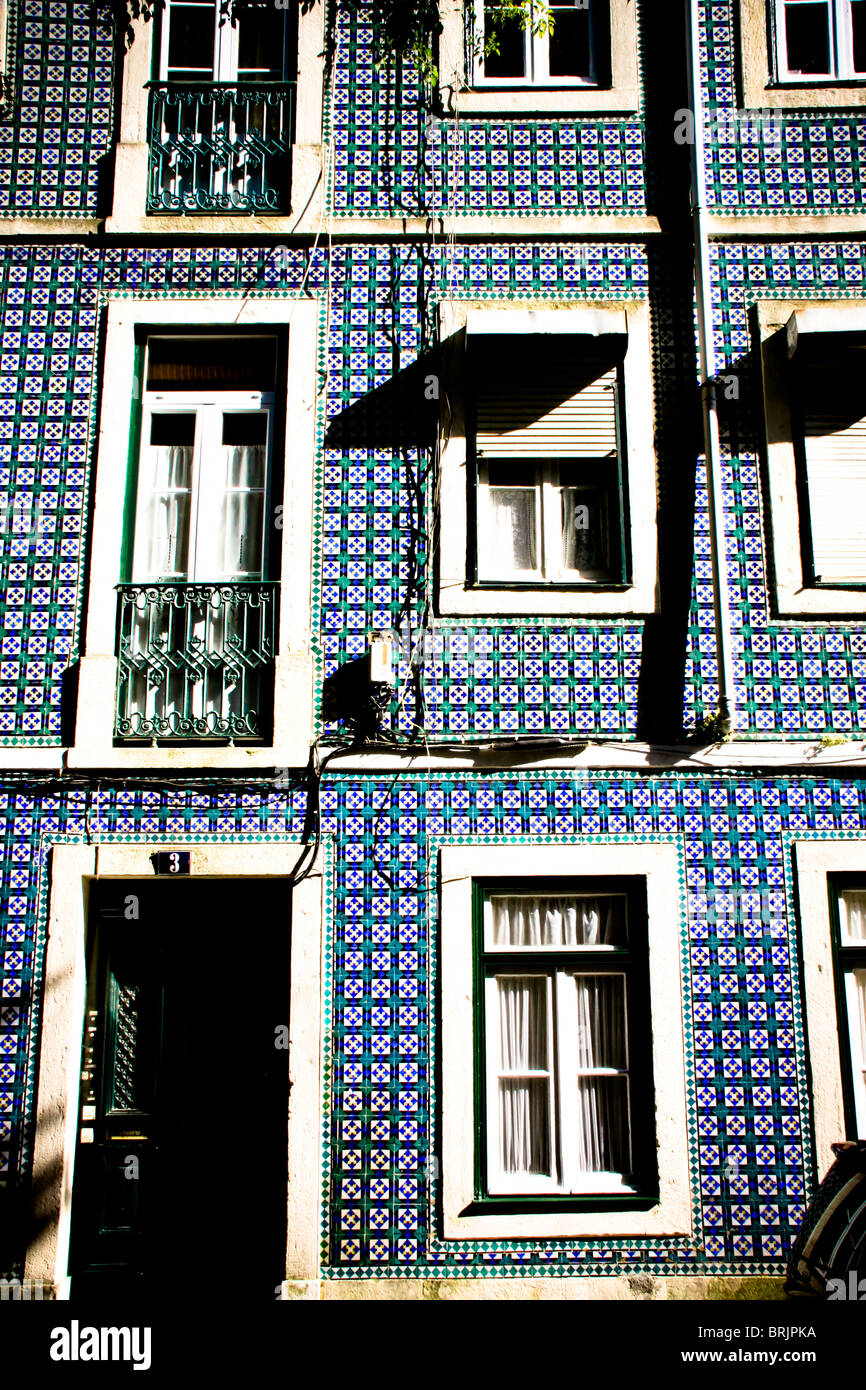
561,487,600,574
485,487,537,573
214,443,266,579
840,890,866,942
574,975,629,1175
140,444,192,579
491,895,623,947
496,976,550,1176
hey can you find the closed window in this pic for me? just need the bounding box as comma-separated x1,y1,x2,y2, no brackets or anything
475,0,598,86
477,881,655,1201
472,336,626,586
791,333,866,586
831,883,866,1137
774,0,866,81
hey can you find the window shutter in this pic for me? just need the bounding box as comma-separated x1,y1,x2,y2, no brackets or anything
475,340,620,460
801,344,866,582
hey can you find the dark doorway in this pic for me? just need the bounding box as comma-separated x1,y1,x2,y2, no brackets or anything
69,877,290,1303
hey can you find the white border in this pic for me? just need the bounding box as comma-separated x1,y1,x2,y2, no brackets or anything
756,298,866,617
437,300,659,616
438,841,691,1239
24,840,325,1292
71,296,318,770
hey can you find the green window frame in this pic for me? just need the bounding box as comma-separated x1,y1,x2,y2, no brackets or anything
469,875,657,1214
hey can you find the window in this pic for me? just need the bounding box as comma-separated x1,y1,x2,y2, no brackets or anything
473,335,625,586
478,883,654,1199
474,0,598,87
774,0,866,81
830,882,866,1137
438,302,658,617
72,296,317,772
439,844,690,1241
132,336,276,584
437,0,638,115
756,300,866,615
158,0,291,82
739,0,866,107
148,0,297,214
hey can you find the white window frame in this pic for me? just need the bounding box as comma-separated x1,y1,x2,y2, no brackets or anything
158,0,291,82
835,887,866,1136
739,0,866,107
756,298,866,616
773,0,864,83
438,301,658,617
471,0,598,89
792,840,866,1173
439,842,691,1240
135,377,275,583
70,297,318,772
437,0,639,115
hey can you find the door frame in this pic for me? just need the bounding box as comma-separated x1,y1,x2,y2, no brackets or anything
26,840,326,1297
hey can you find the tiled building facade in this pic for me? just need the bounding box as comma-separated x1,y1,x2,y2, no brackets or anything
0,0,864,1298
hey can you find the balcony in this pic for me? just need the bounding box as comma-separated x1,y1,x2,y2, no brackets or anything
146,82,295,214
115,581,278,742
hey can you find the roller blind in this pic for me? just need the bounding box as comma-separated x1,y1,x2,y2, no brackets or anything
474,338,621,461
799,340,866,582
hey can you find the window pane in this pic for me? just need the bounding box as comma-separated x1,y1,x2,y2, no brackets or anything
497,976,548,1070
574,975,627,1069
141,490,191,577
852,0,866,71
845,968,866,1136
784,1,832,74
549,2,593,79
146,337,277,391
798,339,866,582
237,10,286,78
167,3,216,76
840,888,866,942
216,487,264,576
483,5,526,77
150,413,196,449
495,976,551,1177
561,484,611,577
222,412,268,450
576,1076,630,1174
489,894,627,947
499,1079,551,1174
481,484,538,574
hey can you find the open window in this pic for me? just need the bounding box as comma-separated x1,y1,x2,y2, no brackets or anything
147,0,298,213
756,299,866,614
438,302,658,617
473,334,626,587
829,881,866,1137
437,0,638,114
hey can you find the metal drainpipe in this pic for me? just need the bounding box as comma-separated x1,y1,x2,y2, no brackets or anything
685,0,736,735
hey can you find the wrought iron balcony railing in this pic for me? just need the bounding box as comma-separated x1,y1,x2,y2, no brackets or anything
115,581,278,742
146,82,295,214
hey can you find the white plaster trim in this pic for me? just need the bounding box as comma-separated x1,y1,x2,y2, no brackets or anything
437,0,639,115
437,299,659,617
71,295,318,771
26,841,325,1288
755,298,866,617
792,839,866,1175
438,842,691,1240
739,0,866,109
